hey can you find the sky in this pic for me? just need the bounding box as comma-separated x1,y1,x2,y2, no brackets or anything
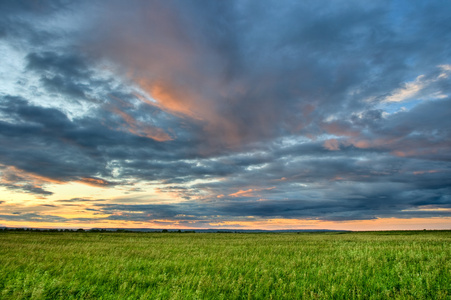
0,0,450,231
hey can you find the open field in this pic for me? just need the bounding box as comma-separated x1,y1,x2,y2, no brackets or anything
0,230,450,299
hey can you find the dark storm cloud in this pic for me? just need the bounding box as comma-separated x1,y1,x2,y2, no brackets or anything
1,182,53,196
0,0,79,47
91,189,451,222
26,51,90,78
82,0,451,147
0,212,67,223
56,198,106,203
26,51,93,100
0,0,450,224
319,96,451,161
0,96,107,181
0,95,179,182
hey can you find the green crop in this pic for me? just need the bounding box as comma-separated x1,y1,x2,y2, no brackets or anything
0,231,449,299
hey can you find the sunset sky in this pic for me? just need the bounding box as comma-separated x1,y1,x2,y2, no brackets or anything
0,0,450,230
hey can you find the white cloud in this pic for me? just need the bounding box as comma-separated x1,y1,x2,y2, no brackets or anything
384,75,425,103
384,65,451,103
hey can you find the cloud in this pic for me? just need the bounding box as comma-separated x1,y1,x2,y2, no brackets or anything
383,67,451,103
384,75,426,103
78,177,115,188
56,198,103,203
323,139,341,151
0,0,450,227
0,213,67,223
0,164,57,195
229,187,276,198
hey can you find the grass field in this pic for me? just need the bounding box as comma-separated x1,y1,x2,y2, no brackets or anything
0,230,450,299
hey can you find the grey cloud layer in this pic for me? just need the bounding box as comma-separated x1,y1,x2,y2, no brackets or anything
0,0,450,223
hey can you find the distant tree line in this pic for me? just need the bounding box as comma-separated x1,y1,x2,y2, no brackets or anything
0,227,196,233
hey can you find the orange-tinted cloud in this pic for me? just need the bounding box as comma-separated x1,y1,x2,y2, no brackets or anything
0,165,64,185
141,80,201,120
323,139,340,150
322,121,360,137
229,189,255,198
392,148,440,158
413,170,440,175
229,187,275,198
138,78,247,149
0,165,66,195
78,177,113,188
111,107,172,142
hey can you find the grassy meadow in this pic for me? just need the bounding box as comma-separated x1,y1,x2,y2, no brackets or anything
0,230,450,299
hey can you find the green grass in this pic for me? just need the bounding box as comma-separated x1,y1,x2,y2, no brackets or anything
0,231,450,299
